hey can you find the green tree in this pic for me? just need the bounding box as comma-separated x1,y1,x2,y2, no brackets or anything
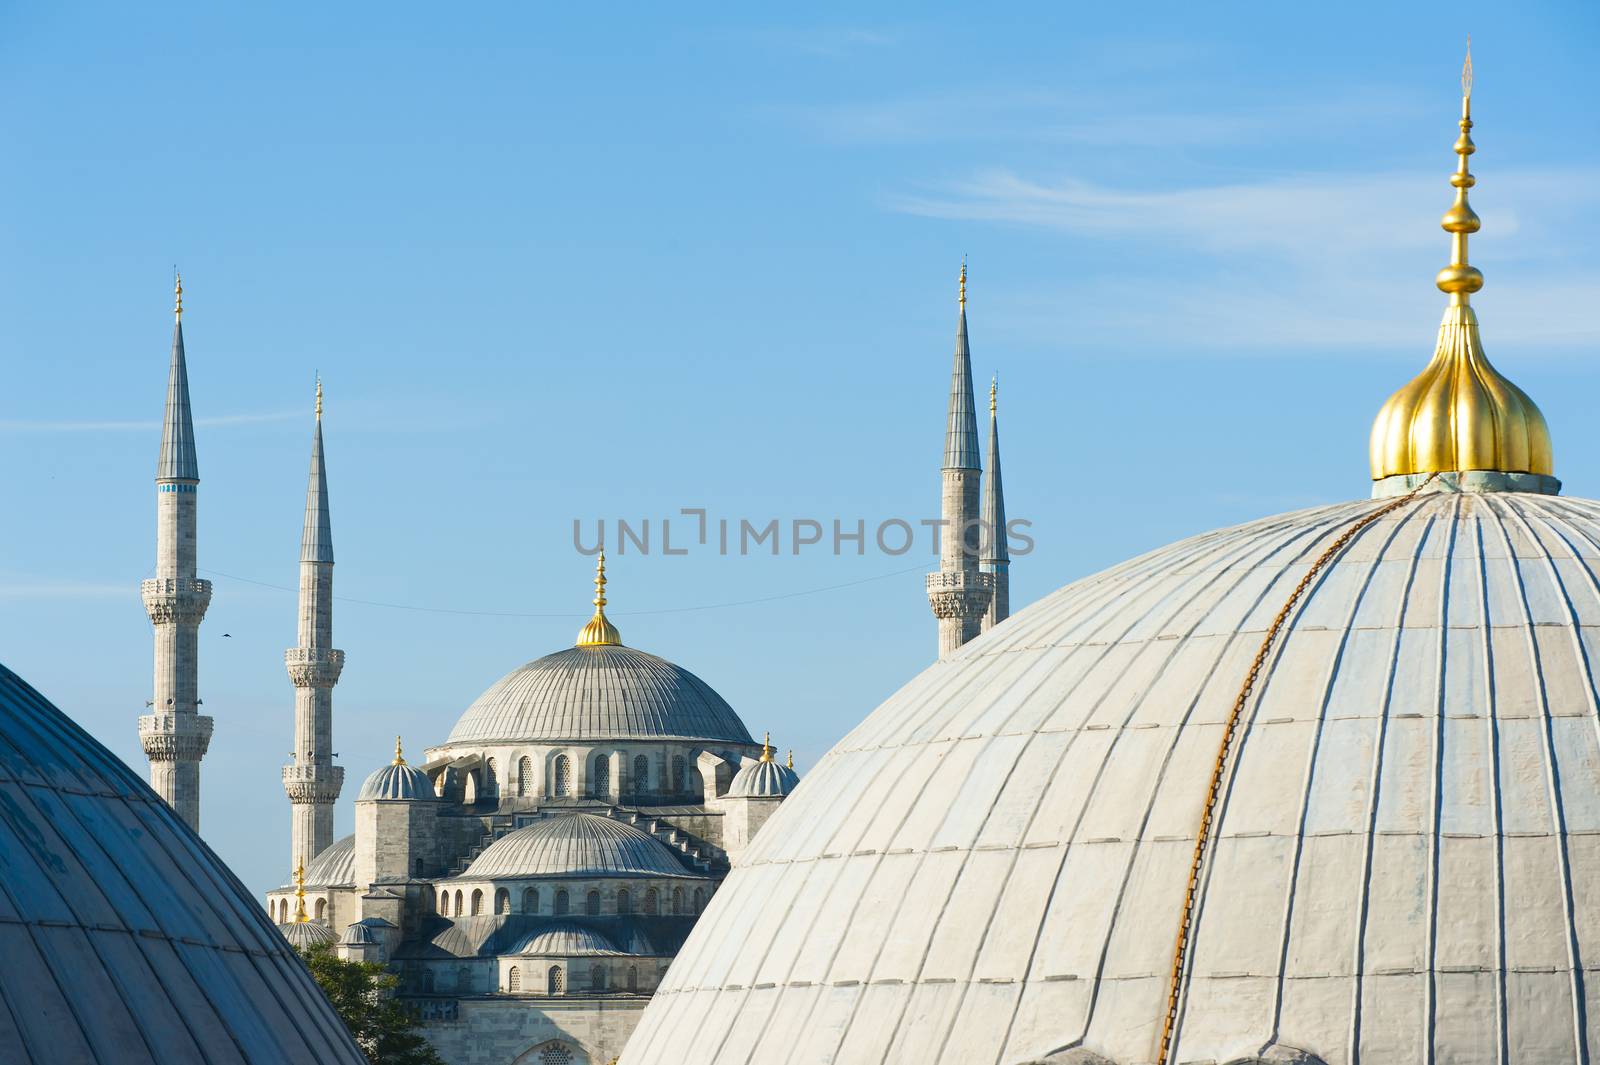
299,945,446,1065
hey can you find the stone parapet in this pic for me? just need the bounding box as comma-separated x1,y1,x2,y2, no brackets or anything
283,763,345,804
140,577,213,625
285,646,346,688
138,712,214,762
925,570,994,620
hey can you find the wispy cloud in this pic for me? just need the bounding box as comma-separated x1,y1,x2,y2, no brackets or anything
0,410,299,433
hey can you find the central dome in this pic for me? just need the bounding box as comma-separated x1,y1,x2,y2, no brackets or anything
446,644,753,746
624,491,1600,1064
466,812,700,879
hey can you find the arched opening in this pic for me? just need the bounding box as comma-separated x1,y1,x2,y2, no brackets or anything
517,756,532,796
586,890,601,916
693,887,706,913
547,965,564,995
471,889,484,916
590,964,605,991
454,890,464,915
628,965,638,992
485,757,497,796
555,889,570,915
414,857,425,877
593,754,610,797
456,965,471,993
463,770,479,805
644,888,658,916
496,888,510,915
425,886,437,913
523,887,539,914
617,888,631,914
633,754,649,798
671,755,686,795
315,897,327,920
507,965,521,992
671,887,683,915
553,755,571,797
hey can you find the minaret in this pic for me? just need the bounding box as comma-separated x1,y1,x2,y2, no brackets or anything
925,262,992,657
980,376,1010,632
138,274,214,830
283,378,346,872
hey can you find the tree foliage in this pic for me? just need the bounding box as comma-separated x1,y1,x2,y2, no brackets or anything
300,945,446,1065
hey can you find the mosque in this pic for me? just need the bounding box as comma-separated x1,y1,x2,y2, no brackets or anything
620,57,1600,1065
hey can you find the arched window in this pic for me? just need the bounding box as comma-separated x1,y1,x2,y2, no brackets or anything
539,1045,574,1065
617,888,631,914
456,965,471,993
633,755,649,796
671,887,683,915
425,886,437,913
644,888,658,916
553,755,572,797
548,965,564,995
414,857,425,877
590,964,605,991
523,887,539,914
555,889,569,915
586,890,601,916
471,889,484,916
485,757,497,797
507,965,521,992
315,897,327,920
463,771,478,805
593,755,610,797
693,887,706,913
454,890,464,915
517,756,532,797
495,888,510,915
280,899,290,923
671,755,686,794
628,965,638,992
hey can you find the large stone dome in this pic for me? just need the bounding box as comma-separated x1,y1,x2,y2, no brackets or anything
623,490,1600,1064
446,644,753,746
465,812,700,879
0,662,366,1065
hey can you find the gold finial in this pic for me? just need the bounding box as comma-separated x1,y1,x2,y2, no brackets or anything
1368,51,1553,483
786,749,794,770
315,375,323,421
392,735,406,765
958,258,967,309
760,732,773,762
174,271,184,321
576,551,623,647
293,860,309,923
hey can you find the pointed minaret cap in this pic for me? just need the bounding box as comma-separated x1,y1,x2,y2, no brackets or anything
982,374,1009,564
943,260,981,471
576,552,623,647
1369,43,1554,485
156,271,199,482
300,376,334,564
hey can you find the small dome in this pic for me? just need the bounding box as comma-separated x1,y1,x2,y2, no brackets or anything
464,812,695,879
357,739,436,801
727,756,798,798
281,833,356,888
511,923,625,957
0,661,366,1064
279,920,339,950
339,923,377,946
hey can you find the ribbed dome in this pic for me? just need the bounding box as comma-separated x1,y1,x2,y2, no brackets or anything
0,662,366,1064
465,812,694,879
512,923,626,956
339,922,377,946
279,920,339,950
727,756,799,797
446,644,753,745
357,760,435,801
625,490,1600,1065
281,833,356,888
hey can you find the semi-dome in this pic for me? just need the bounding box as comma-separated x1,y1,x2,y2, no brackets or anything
357,737,436,800
727,735,799,797
512,923,627,957
339,922,378,946
0,661,366,1064
280,833,356,888
446,644,753,746
465,812,698,879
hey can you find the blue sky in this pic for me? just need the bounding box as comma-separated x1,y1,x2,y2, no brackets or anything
1,3,1596,897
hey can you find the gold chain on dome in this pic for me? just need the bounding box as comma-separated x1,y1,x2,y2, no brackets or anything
576,551,623,647
1155,473,1438,1065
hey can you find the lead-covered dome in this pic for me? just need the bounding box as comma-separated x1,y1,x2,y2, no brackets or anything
0,662,366,1064
624,490,1600,1065
446,644,753,746
512,923,627,957
465,812,698,879
279,919,339,950
280,833,356,888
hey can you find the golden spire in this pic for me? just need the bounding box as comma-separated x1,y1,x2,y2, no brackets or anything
760,732,773,762
786,749,794,770
958,259,967,310
173,271,184,322
392,735,406,765
1368,46,1553,482
293,860,309,923
315,375,323,421
576,551,623,647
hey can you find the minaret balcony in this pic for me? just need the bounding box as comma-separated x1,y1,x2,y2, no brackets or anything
925,570,995,620
138,712,214,762
140,578,213,625
284,647,346,688
282,764,345,805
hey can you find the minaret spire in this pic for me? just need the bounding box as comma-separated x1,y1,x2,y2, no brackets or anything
926,260,992,658
139,272,213,830
981,375,1010,633
284,376,345,873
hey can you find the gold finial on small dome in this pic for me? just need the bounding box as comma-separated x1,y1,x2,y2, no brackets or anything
174,271,184,321
392,735,406,765
958,259,967,309
315,375,323,421
786,749,794,770
293,860,309,923
576,551,623,647
1368,47,1553,483
760,732,773,762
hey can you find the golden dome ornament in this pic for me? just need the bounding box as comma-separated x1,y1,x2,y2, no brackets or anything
576,551,623,647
